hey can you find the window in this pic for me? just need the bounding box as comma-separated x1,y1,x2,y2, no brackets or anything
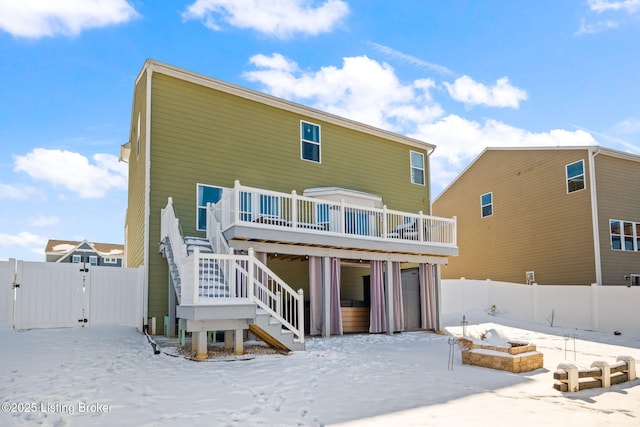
481,192,493,218
410,151,425,185
610,219,640,251
104,257,117,264
72,255,82,263
89,256,98,266
301,121,320,163
566,160,585,193
197,184,223,231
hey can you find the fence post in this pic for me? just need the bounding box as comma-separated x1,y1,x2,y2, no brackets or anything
559,363,579,392
592,361,611,388
618,356,636,380
591,283,599,330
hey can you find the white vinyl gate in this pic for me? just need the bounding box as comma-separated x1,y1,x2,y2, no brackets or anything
1,259,144,330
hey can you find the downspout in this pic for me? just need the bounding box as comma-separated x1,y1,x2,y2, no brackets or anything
589,148,602,285
142,62,153,329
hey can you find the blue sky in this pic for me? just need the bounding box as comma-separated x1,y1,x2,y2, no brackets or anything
1,0,639,262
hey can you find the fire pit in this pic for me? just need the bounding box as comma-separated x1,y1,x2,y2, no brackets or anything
458,329,543,373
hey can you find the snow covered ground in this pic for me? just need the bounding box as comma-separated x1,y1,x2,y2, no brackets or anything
1,311,639,426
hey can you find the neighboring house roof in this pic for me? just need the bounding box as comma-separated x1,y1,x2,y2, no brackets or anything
45,239,124,261
119,58,435,163
434,145,640,202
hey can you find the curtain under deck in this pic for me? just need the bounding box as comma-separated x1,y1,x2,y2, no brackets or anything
369,260,387,333
419,263,436,330
308,256,323,336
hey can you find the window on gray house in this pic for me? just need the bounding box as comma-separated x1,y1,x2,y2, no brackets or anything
197,184,223,231
301,121,321,163
481,192,493,218
566,160,585,193
72,255,82,263
610,219,640,251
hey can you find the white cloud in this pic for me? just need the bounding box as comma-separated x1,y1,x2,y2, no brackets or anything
587,0,640,13
244,53,444,130
443,75,528,109
0,183,39,200
0,0,139,39
0,231,47,249
182,0,349,38
13,149,127,198
367,42,454,76
29,215,60,227
243,53,604,195
577,0,640,34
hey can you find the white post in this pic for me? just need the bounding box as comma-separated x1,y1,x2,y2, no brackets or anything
591,283,599,330
248,248,255,303
297,289,305,343
382,205,388,238
276,291,282,316
559,363,580,392
592,361,611,388
234,329,243,355
195,330,208,360
418,211,424,242
291,190,298,229
452,216,457,246
193,246,200,304
618,356,636,380
233,180,241,224
340,199,346,235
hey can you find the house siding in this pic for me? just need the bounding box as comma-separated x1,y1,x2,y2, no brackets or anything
433,149,595,285
142,70,432,320
595,154,640,285
125,70,148,270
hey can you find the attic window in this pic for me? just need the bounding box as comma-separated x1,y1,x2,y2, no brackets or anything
72,255,82,263
301,121,320,163
566,160,585,193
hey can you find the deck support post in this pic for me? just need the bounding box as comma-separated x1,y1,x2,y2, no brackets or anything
193,330,208,360
234,328,244,355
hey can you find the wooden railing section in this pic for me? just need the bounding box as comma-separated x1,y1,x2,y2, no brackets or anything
554,356,637,392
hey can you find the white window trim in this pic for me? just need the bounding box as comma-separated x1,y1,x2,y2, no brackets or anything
89,256,98,266
610,218,640,252
72,254,82,263
104,257,117,264
300,120,321,163
196,183,225,231
481,192,493,218
410,150,425,186
566,159,585,194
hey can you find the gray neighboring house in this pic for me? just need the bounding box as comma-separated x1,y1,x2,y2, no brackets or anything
45,239,124,267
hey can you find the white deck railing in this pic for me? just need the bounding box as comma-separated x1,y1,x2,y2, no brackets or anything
161,198,304,343
212,181,457,247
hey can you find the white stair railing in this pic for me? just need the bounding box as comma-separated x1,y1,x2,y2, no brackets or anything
162,197,305,343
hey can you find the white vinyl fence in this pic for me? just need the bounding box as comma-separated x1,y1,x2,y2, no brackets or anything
1,259,144,330
442,279,640,332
